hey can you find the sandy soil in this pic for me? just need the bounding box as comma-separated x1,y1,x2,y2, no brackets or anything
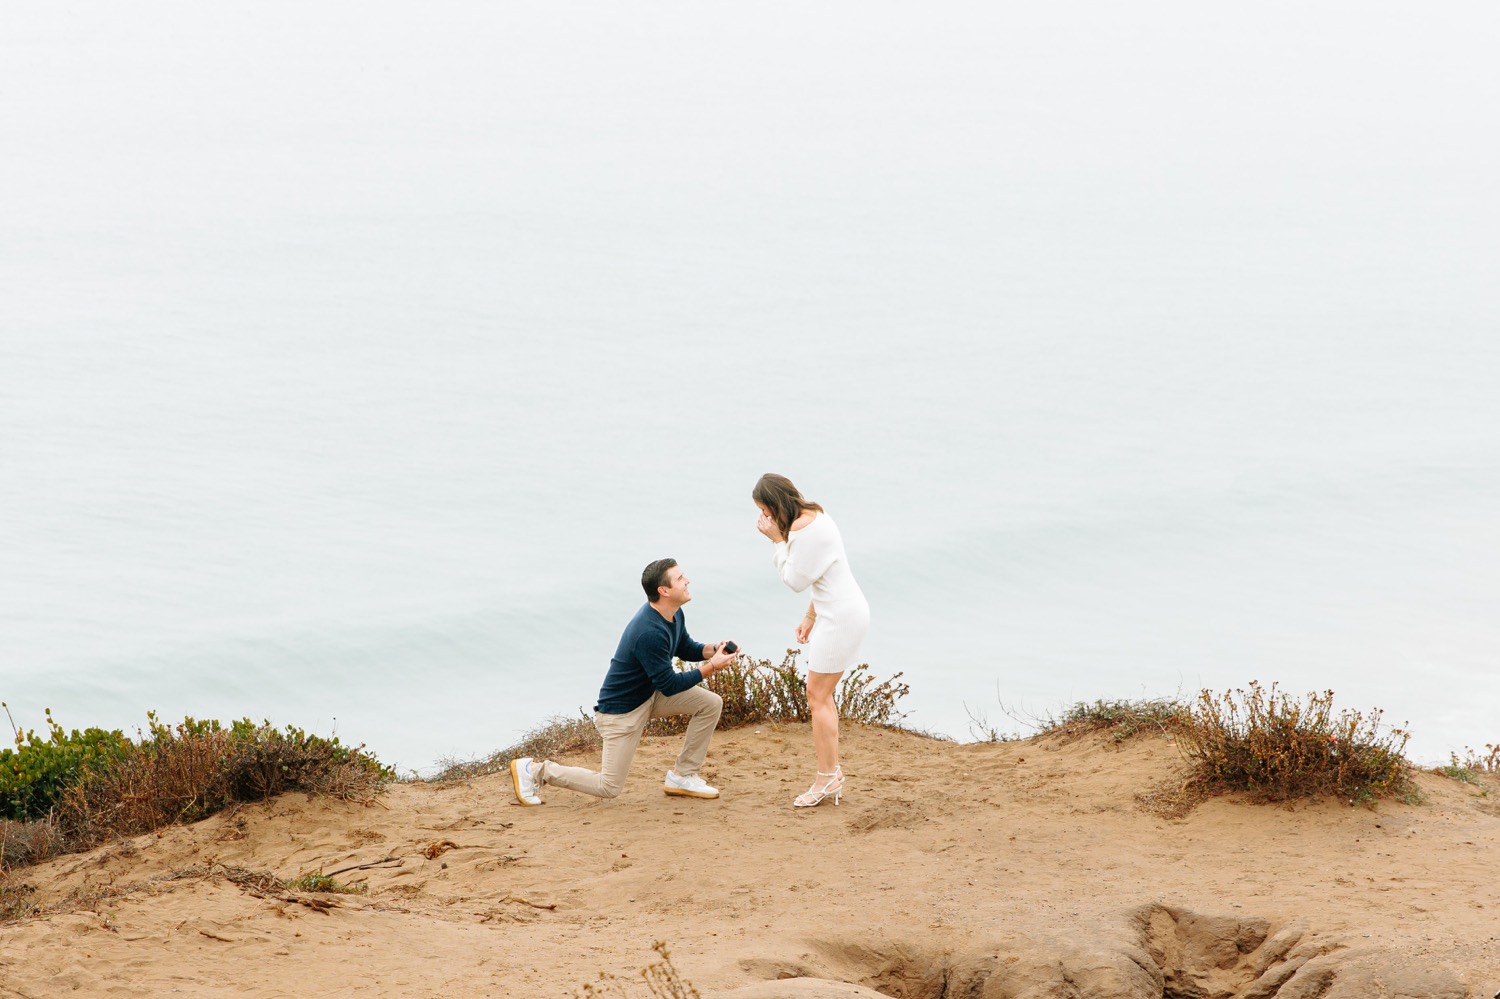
2,724,1497,998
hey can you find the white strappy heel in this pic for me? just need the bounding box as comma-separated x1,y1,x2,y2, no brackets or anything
793,765,845,808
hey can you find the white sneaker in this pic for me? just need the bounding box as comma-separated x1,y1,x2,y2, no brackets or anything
510,757,542,806
663,770,719,799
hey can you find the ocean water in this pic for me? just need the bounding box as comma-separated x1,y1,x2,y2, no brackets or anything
3,2,1497,774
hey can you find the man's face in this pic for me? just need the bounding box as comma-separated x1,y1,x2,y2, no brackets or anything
660,565,692,604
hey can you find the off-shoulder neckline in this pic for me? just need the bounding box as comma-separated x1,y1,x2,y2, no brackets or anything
788,511,825,536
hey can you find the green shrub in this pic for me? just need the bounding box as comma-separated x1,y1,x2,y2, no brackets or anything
283,872,367,894
59,719,392,847
1042,697,1187,744
0,706,132,821
1175,682,1412,804
1435,763,1479,784
0,709,392,876
1447,744,1499,775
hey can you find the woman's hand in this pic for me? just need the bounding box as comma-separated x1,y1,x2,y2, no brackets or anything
756,512,784,543
795,615,815,644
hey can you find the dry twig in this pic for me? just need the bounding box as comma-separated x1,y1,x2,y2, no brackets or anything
421,840,460,860
502,894,556,911
325,856,401,877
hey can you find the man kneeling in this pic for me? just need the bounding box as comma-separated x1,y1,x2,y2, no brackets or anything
510,558,735,804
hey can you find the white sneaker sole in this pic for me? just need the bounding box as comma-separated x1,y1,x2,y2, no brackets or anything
663,785,719,799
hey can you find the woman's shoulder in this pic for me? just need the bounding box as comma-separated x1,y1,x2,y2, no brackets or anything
790,509,832,534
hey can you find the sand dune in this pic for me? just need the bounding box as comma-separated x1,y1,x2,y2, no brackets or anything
3,724,1497,997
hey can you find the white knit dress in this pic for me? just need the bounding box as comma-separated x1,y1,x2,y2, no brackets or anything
772,512,871,674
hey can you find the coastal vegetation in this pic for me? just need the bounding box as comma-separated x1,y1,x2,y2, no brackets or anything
1176,682,1415,805
1003,683,1422,806
1037,696,1185,744
445,658,1459,816
574,941,701,999
1437,743,1500,785
282,871,370,895
5,667,1494,904
1,705,390,873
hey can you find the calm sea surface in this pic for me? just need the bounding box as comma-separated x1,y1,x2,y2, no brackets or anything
4,2,1497,773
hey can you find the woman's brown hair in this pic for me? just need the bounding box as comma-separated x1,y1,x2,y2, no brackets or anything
752,473,824,540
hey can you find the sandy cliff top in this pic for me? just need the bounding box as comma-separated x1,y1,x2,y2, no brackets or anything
3,724,1497,998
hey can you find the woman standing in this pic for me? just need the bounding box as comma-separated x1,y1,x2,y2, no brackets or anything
753,473,871,807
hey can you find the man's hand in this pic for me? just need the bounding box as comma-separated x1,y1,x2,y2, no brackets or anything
702,642,737,678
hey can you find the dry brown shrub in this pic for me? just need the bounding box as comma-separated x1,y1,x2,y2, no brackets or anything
436,713,603,782
58,725,388,848
1175,682,1413,805
0,816,65,870
0,875,39,921
654,651,908,735
574,941,700,999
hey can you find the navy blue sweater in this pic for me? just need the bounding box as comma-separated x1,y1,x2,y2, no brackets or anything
595,602,708,714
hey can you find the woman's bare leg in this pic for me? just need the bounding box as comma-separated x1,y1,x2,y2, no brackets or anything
807,670,843,777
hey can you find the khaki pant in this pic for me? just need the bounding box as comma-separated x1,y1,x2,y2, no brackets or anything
535,685,722,799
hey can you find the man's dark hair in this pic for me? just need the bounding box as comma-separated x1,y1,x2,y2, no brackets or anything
641,558,678,603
